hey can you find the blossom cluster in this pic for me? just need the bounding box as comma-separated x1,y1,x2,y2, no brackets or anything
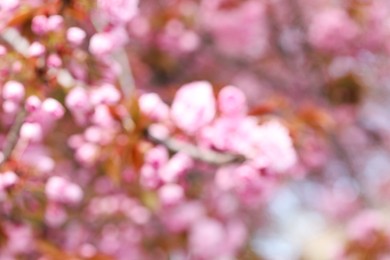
0,0,390,259
0,1,301,259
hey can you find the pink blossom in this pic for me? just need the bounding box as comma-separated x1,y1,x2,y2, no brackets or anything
89,33,114,56
32,15,63,34
25,96,41,112
97,0,139,24
218,85,247,117
215,165,236,191
139,93,169,121
144,145,169,169
89,28,128,56
171,81,216,134
28,41,45,57
65,86,91,112
47,15,64,32
250,120,297,172
140,164,160,189
179,30,200,52
0,171,18,190
92,105,116,127
46,53,62,68
201,116,257,153
158,183,184,206
67,27,86,46
2,100,18,114
84,126,104,144
90,83,121,105
45,176,83,204
159,152,193,183
2,80,24,102
233,164,265,202
20,122,42,142
41,98,65,119
75,143,100,166
31,15,48,35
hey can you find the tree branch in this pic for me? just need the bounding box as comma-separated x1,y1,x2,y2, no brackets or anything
146,128,246,166
0,109,26,167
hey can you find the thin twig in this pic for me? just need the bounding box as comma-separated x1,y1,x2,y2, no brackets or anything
146,129,245,166
0,109,26,167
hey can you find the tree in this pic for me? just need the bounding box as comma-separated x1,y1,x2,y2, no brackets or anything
1,0,390,259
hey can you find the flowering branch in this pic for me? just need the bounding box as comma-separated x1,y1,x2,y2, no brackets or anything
145,128,245,166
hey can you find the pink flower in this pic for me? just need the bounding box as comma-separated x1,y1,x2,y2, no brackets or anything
89,33,113,56
97,0,139,24
2,100,18,114
47,15,63,32
159,152,193,183
67,27,86,46
31,15,48,35
158,184,184,206
92,105,116,127
0,171,18,190
28,41,45,57
2,80,24,102
201,116,257,153
25,95,41,112
144,145,169,169
75,143,100,166
249,121,297,172
140,164,160,189
218,85,247,117
89,28,128,56
31,15,63,34
41,98,65,119
84,126,105,144
90,83,121,105
46,53,62,68
20,122,42,142
139,93,169,121
45,176,83,204
66,86,91,112
232,164,264,200
171,81,216,134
